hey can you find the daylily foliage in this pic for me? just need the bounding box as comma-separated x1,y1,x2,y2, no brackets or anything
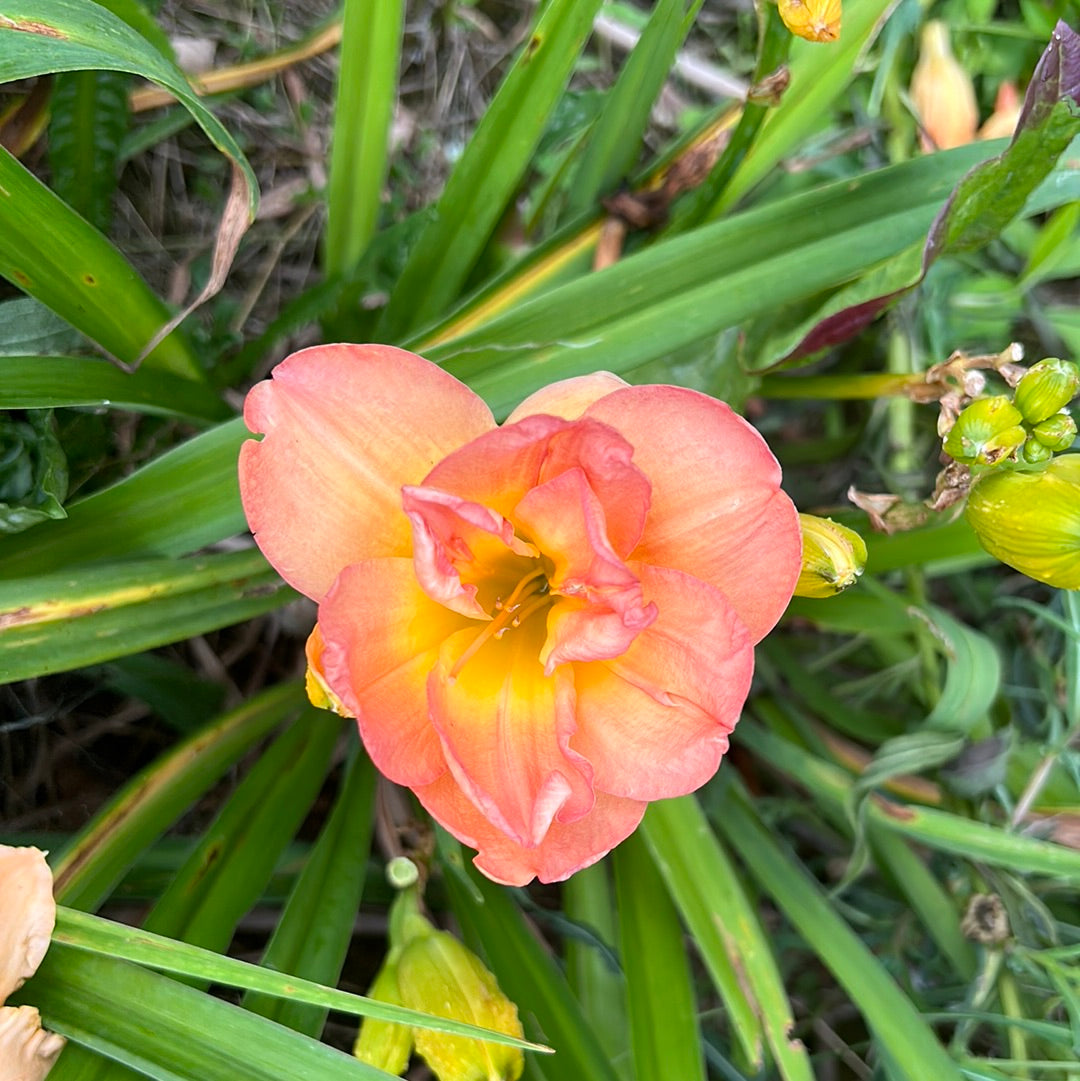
240,345,801,884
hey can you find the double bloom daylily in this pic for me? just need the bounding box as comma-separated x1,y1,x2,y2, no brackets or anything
240,345,801,884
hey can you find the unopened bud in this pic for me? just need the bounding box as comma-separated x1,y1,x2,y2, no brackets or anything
1032,413,1077,452
964,454,1080,589
943,396,1026,466
777,0,841,44
1021,436,1053,465
794,514,867,597
978,81,1022,141
911,22,978,151
304,626,349,716
1014,358,1080,424
398,927,524,1081
353,960,413,1076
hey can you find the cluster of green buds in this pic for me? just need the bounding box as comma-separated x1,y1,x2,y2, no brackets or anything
941,357,1080,588
944,359,1079,467
354,858,525,1081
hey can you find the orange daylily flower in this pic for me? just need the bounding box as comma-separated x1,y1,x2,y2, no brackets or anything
778,0,842,44
240,346,801,884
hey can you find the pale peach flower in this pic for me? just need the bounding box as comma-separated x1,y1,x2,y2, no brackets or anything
0,847,63,1081
241,346,801,884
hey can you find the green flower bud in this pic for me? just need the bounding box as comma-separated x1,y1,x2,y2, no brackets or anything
943,396,1026,466
794,514,867,598
1014,358,1080,424
354,959,414,1077
1021,436,1053,465
964,454,1080,589
1032,412,1077,452
397,928,524,1081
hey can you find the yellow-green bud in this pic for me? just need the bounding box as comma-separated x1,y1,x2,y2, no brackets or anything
354,960,413,1077
1014,358,1080,424
964,454,1080,589
397,929,524,1081
794,514,867,598
1032,412,1077,451
1021,436,1053,465
943,396,1026,466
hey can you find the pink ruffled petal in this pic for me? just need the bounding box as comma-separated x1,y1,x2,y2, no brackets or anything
512,467,657,672
240,344,494,601
585,386,801,641
541,596,656,673
505,371,629,423
570,563,753,802
414,772,646,886
427,624,594,848
402,486,535,619
318,558,464,787
426,415,649,558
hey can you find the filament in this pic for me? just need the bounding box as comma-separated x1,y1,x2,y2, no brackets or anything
450,567,548,679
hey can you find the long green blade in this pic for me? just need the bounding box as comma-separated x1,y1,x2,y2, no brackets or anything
714,783,966,1081
379,0,603,339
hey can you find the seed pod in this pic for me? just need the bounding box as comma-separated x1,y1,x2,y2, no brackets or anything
1014,358,1080,424
794,514,867,598
965,454,1080,589
1031,412,1077,451
942,396,1026,466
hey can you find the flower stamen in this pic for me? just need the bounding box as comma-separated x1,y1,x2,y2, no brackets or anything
450,567,549,679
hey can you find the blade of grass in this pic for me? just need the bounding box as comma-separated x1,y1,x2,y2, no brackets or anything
51,907,547,1051
614,831,706,1081
53,681,308,911
561,863,630,1072
324,0,403,275
0,548,292,682
740,721,1080,884
425,144,1000,415
0,355,230,422
378,0,603,340
141,707,341,950
0,146,201,378
712,0,896,214
19,943,400,1081
564,0,703,218
712,778,966,1081
242,741,378,1036
642,796,814,1081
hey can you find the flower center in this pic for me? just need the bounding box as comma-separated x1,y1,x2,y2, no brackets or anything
450,565,550,679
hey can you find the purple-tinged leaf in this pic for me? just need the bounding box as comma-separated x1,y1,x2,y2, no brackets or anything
925,20,1080,261
767,21,1080,368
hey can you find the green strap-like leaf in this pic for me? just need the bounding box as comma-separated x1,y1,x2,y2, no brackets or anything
53,682,309,911
324,0,404,275
614,832,706,1081
713,780,967,1081
0,548,293,682
242,743,378,1036
18,944,400,1081
378,0,604,339
642,797,814,1081
0,355,230,422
